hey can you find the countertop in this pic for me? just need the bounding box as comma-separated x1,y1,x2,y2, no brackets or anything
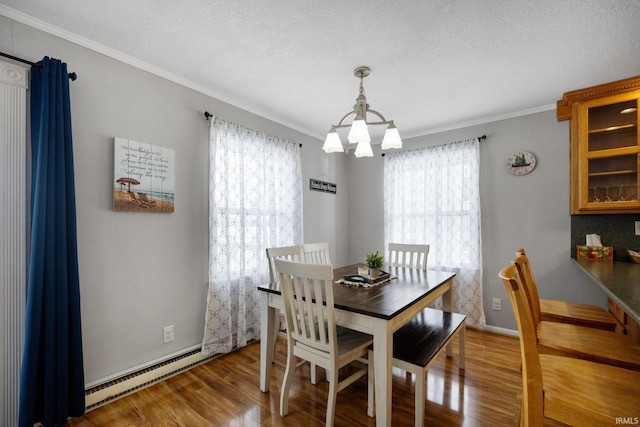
573,258,640,324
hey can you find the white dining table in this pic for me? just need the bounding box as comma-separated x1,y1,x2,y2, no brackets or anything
258,264,456,427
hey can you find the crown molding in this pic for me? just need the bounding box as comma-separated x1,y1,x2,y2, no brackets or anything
556,75,640,121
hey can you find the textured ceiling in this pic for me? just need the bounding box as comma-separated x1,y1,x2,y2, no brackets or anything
2,1,640,142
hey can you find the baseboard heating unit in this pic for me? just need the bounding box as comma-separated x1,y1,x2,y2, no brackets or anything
84,346,221,411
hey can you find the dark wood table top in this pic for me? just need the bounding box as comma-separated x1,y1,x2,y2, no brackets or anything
573,258,640,324
258,264,456,320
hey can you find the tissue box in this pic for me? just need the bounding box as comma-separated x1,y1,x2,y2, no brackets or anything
576,245,613,260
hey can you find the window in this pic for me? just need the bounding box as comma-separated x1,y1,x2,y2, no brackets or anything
202,118,302,355
384,138,485,326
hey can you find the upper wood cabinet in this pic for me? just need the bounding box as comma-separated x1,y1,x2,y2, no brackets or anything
558,76,640,214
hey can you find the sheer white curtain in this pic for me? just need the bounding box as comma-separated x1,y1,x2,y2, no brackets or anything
202,118,302,356
384,138,485,327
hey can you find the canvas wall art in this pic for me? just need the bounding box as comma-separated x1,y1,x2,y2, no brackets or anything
113,137,175,212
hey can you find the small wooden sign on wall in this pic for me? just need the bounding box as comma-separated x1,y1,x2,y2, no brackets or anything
310,179,337,194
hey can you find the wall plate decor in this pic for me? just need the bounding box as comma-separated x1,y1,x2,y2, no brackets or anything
507,151,536,176
113,137,175,212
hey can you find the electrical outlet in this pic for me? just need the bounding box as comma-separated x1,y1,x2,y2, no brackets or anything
492,298,502,311
635,221,640,236
163,325,174,343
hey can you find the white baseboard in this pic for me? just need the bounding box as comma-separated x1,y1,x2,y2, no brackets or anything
471,324,519,337
85,346,218,410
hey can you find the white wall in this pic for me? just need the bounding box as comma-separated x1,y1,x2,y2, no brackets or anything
1,16,348,384
346,110,610,330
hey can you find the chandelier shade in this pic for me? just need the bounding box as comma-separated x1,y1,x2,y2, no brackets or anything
354,140,374,157
322,127,344,153
381,121,402,149
347,115,371,144
323,66,402,156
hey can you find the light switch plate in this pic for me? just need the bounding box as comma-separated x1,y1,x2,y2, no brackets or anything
636,221,640,236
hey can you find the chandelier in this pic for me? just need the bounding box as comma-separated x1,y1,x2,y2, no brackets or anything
322,66,402,157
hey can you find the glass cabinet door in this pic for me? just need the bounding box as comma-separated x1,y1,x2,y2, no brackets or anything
575,95,640,213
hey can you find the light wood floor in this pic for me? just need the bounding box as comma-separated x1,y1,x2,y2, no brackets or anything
68,329,527,426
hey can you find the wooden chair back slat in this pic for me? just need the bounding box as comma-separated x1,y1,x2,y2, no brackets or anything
499,264,544,426
512,252,542,325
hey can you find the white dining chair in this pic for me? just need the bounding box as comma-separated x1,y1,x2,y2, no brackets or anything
275,258,373,427
302,242,331,264
265,245,303,358
387,243,430,270
266,245,303,283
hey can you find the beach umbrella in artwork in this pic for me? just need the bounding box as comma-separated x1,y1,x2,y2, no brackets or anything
116,177,140,192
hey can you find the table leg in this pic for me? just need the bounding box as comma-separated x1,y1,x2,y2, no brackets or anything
373,319,392,427
443,278,454,357
260,293,277,392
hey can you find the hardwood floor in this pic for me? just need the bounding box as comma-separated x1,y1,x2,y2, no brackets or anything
67,329,526,426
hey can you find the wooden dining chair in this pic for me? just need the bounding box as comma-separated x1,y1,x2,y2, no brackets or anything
274,259,373,427
388,243,430,271
512,254,640,371
499,263,640,427
515,248,617,331
302,242,332,264
381,308,466,427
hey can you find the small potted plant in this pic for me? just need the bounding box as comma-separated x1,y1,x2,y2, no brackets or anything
365,250,384,278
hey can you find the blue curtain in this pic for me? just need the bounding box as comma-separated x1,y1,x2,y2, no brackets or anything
19,57,85,427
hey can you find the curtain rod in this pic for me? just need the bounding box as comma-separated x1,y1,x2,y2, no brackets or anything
381,134,487,157
206,111,485,151
203,111,302,147
0,52,77,81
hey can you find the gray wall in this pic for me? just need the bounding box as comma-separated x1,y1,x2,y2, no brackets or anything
347,110,610,330
2,14,612,384
1,16,348,384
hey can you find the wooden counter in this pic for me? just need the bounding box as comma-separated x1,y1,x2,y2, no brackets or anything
573,258,640,342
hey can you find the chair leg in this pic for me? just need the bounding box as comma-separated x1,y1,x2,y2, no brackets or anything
271,310,281,362
414,368,425,427
325,365,339,427
311,363,318,384
279,341,296,417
